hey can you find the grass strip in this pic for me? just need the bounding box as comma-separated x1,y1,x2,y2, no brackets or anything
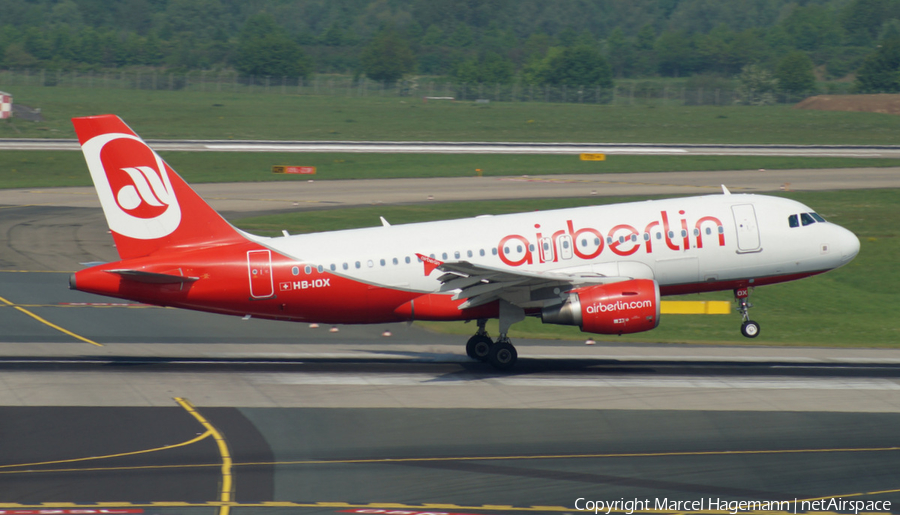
2,86,900,145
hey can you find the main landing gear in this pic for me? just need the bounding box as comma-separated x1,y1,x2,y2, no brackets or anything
465,313,521,371
735,287,760,338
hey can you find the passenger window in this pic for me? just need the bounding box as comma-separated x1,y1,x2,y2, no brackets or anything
355,261,361,269
392,258,398,265
442,252,448,260
367,260,374,268
317,265,324,273
304,265,311,274
405,256,411,264
454,251,460,259
811,213,826,223
467,250,473,258
643,233,650,241
379,259,385,266
594,238,600,245
705,227,712,235
479,249,486,256
292,266,300,276
330,264,336,271
801,213,815,226
563,240,570,249
492,248,498,255
789,214,799,228
343,263,349,270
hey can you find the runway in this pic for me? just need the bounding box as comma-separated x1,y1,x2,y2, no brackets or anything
4,138,900,157
2,173,900,511
2,271,900,511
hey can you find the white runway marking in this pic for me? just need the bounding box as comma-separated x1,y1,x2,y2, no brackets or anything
248,373,900,390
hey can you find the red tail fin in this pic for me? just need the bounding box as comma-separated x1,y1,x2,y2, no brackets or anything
73,115,244,259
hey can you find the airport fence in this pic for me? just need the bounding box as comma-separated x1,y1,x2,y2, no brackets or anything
0,68,815,106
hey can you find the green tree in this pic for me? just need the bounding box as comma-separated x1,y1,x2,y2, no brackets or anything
735,64,777,105
321,21,344,46
779,5,842,51
855,37,900,92
454,52,514,84
3,43,38,68
841,0,890,45
360,29,415,83
775,51,816,94
421,25,443,46
606,28,633,78
237,13,312,78
526,45,612,86
655,31,695,77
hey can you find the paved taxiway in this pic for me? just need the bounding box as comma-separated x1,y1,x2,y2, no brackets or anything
4,138,900,157
2,168,900,218
2,172,899,512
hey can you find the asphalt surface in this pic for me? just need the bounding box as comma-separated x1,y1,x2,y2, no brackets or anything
2,174,900,512
2,169,900,219
3,404,899,511
4,138,900,157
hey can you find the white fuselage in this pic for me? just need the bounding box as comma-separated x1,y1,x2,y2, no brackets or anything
257,193,859,296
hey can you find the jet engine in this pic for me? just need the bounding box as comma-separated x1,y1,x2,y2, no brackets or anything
541,279,660,335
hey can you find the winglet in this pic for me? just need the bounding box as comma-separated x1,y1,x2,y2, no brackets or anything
380,216,391,227
416,253,443,276
721,184,731,195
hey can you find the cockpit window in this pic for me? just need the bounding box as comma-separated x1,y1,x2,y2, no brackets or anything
788,214,799,228
811,212,826,223
800,213,815,226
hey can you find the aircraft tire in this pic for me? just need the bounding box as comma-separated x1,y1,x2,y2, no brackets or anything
466,335,493,361
741,320,760,338
488,342,518,370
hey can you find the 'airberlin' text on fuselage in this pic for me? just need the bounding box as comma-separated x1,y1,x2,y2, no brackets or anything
498,210,726,267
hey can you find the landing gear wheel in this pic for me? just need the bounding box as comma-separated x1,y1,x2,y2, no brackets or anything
741,320,760,338
466,335,493,361
488,341,518,370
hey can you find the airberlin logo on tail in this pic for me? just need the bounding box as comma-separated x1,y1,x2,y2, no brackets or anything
81,132,181,240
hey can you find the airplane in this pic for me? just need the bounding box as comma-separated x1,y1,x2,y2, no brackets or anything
68,114,861,370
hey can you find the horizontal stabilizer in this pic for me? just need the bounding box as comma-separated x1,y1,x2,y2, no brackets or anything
105,269,199,284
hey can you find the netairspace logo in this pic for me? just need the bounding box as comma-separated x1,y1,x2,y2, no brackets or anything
574,497,893,515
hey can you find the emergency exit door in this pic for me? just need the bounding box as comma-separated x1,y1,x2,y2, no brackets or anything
731,204,761,253
247,249,274,298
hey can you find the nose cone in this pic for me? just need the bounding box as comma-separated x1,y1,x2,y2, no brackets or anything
838,227,860,264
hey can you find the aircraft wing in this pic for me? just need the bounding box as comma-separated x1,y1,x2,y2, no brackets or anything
433,260,631,309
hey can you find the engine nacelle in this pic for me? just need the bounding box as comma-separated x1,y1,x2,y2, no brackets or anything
541,279,660,335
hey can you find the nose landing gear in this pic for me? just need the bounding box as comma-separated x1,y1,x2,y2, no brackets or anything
735,287,760,338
